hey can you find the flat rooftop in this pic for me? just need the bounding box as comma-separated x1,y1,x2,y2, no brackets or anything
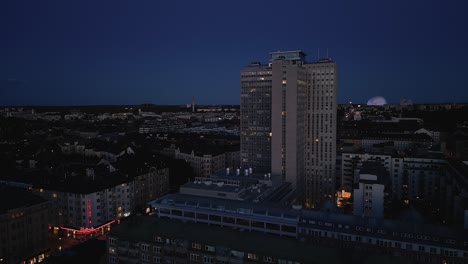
180,171,286,202
0,185,48,214
150,193,299,223
151,193,468,245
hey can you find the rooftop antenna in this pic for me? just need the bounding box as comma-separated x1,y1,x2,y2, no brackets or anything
317,48,320,60
326,48,329,58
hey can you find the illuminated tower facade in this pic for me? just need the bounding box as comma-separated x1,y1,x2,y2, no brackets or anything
240,63,272,173
304,59,337,207
270,51,307,193
241,51,337,206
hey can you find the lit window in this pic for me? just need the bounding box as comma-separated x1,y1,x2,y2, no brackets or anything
192,243,201,249
141,244,149,251
248,253,258,260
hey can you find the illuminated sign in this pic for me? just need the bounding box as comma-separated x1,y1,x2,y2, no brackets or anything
60,220,116,235
87,199,92,225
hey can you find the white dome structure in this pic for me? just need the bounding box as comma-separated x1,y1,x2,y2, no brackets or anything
367,96,387,106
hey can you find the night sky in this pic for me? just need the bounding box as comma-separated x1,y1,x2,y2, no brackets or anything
1,0,467,106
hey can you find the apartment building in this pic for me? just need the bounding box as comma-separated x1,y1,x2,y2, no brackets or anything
31,165,169,237
0,186,50,264
341,152,446,201
175,149,225,178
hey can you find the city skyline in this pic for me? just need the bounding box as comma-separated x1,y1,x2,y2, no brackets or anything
2,0,468,106
3,1,468,263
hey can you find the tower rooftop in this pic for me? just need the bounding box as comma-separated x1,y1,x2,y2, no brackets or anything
269,50,306,62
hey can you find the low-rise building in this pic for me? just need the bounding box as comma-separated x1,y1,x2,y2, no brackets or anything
148,192,468,263
107,216,359,264
0,186,50,264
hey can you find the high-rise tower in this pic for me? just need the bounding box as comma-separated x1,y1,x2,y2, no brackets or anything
240,63,272,173
304,59,337,207
240,51,337,206
270,51,307,193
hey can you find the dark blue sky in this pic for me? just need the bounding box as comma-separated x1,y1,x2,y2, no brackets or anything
1,0,467,105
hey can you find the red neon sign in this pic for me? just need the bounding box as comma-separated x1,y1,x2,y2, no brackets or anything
86,199,93,223
60,220,116,235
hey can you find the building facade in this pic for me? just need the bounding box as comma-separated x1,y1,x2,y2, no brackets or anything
240,63,273,173
0,187,50,264
304,59,337,207
241,51,337,206
107,216,348,264
148,193,468,263
133,167,170,210
32,168,169,237
353,172,386,219
341,152,446,202
270,51,307,193
175,149,226,178
35,181,134,231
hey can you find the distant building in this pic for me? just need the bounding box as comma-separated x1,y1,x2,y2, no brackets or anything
414,128,441,145
0,186,50,264
341,153,393,193
341,152,446,202
341,133,433,152
139,119,186,134
175,149,226,178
